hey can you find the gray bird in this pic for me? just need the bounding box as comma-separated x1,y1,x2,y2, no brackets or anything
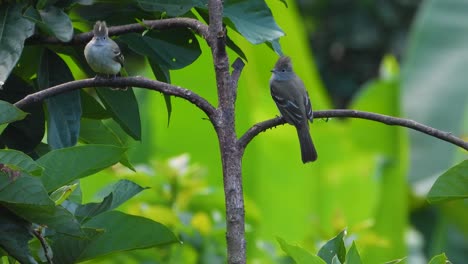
270,56,318,163
84,21,124,78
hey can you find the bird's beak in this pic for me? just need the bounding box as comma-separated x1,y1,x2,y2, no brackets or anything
270,69,275,73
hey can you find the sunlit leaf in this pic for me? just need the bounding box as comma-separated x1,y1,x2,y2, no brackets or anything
427,160,468,203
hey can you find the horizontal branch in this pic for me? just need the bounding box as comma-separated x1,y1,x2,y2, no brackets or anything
14,77,216,121
26,18,210,45
237,109,468,151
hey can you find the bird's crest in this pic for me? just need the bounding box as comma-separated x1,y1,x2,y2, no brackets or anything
93,21,108,37
274,56,293,71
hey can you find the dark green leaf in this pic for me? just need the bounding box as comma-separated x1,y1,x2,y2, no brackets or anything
0,100,27,131
345,242,362,264
38,49,81,149
0,150,43,175
428,253,449,264
0,173,54,210
80,90,111,119
24,6,73,42
136,0,200,16
36,0,60,10
37,145,127,191
318,230,347,264
120,27,201,70
51,228,102,264
6,204,83,237
78,211,178,261
0,207,36,264
96,88,141,140
427,160,468,203
0,4,35,86
277,237,326,264
75,180,148,220
226,34,248,61
0,75,45,154
149,59,172,126
223,0,284,44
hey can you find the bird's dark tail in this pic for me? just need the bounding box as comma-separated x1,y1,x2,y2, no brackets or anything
296,124,318,163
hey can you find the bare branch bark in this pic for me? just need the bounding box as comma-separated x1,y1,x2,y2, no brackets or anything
13,77,216,121
238,110,468,151
207,1,246,263
26,18,210,46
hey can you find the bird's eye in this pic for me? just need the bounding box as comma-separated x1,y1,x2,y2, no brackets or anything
281,69,286,72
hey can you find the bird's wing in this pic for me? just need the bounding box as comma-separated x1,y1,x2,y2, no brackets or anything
110,40,124,66
270,79,306,126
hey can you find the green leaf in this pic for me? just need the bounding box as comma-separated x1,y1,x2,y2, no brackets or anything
136,0,200,16
427,160,468,203
224,0,284,44
24,6,73,42
38,49,81,149
79,118,125,146
0,173,54,209
149,59,172,126
120,28,201,70
428,253,449,264
0,150,43,176
96,88,141,141
345,242,362,264
402,0,468,183
0,174,81,235
0,207,36,264
318,230,347,264
277,237,326,264
0,100,27,126
80,90,111,119
7,204,83,237
75,180,148,221
53,211,178,263
50,228,102,264
37,145,127,191
0,75,45,154
0,4,35,86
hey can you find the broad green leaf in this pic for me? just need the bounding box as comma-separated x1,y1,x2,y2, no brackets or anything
37,145,127,191
38,49,81,149
402,0,468,183
79,118,135,170
428,253,449,264
0,173,54,209
6,204,83,236
427,160,468,203
136,0,201,16
80,90,111,119
0,100,27,125
277,237,326,264
224,0,284,44
0,150,43,176
0,4,35,86
0,207,36,264
120,28,201,70
51,228,102,264
345,242,362,264
149,59,172,126
54,211,178,262
24,6,73,42
318,230,346,264
79,118,125,146
96,88,141,141
0,75,45,154
75,180,148,220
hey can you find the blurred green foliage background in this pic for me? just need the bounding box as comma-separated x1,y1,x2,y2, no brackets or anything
40,0,467,263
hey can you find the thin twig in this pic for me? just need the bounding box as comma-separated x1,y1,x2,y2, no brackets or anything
26,18,210,45
32,229,53,264
237,110,468,151
13,77,216,122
